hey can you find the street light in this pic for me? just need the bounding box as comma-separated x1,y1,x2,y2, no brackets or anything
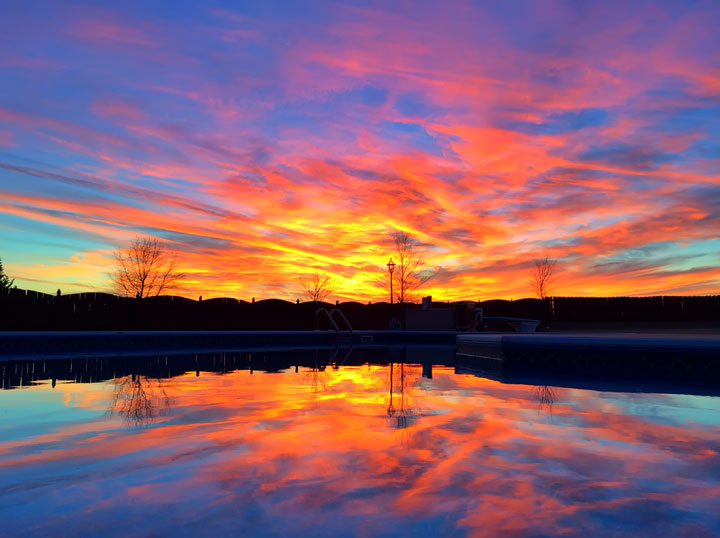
387,258,395,304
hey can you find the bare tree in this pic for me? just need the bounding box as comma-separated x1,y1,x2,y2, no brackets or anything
111,237,185,297
302,357,329,402
530,255,557,299
534,385,556,416
109,374,171,426
304,271,333,303
391,231,438,303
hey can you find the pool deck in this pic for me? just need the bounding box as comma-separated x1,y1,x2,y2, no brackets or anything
457,332,720,355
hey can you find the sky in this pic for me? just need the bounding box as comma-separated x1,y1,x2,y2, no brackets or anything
1,0,719,301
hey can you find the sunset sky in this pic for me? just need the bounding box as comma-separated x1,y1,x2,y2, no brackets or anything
1,0,719,301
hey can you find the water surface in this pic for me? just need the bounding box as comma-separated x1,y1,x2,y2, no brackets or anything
1,349,720,536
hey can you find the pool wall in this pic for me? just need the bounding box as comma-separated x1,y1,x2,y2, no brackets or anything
0,330,463,360
457,333,720,383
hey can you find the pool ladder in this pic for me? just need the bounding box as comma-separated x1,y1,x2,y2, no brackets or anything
315,308,353,344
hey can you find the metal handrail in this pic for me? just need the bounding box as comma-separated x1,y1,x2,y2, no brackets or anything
315,308,339,332
330,309,352,335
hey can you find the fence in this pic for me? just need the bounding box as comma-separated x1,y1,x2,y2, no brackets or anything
1,289,719,330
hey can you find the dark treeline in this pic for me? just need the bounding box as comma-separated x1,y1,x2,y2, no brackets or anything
1,288,719,330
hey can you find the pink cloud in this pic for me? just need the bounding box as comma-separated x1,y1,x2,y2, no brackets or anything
90,99,146,121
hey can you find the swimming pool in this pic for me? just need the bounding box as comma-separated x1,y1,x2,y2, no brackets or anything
2,347,720,536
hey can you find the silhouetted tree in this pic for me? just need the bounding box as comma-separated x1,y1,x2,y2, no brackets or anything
391,231,438,303
302,354,329,404
109,374,170,425
0,257,14,291
304,271,333,303
111,237,185,297
530,255,557,299
534,385,556,416
386,361,421,445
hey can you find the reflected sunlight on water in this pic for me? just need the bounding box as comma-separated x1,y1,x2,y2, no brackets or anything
2,349,720,537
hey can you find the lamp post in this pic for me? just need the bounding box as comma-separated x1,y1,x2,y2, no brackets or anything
387,258,395,304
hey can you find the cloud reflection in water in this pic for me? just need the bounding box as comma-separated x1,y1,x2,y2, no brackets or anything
1,360,720,536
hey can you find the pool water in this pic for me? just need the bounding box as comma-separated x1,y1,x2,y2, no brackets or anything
2,348,720,536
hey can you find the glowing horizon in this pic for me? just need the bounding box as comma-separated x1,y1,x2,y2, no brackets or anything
1,1,719,301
